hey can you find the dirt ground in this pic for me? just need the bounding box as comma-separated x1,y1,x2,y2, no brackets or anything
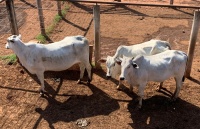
0,0,200,129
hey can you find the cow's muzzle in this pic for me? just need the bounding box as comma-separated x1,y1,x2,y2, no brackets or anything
106,75,111,79
120,77,125,80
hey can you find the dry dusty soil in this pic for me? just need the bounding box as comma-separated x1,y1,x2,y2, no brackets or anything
0,0,200,129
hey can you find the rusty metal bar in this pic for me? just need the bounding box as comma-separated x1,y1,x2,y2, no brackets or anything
51,0,200,9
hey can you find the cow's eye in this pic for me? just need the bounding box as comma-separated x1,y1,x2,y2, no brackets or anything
113,63,115,67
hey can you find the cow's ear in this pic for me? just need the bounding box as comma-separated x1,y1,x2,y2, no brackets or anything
98,58,106,63
18,34,22,39
115,58,122,65
10,39,14,43
132,62,139,69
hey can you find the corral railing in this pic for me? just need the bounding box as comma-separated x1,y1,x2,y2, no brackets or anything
63,0,200,9
2,0,200,76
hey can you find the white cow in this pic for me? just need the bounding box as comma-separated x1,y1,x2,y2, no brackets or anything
6,35,92,95
98,39,171,89
117,50,187,108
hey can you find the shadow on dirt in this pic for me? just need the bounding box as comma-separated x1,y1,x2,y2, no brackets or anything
61,17,93,37
71,2,93,14
33,82,120,129
71,2,147,16
15,68,118,129
100,5,148,16
128,95,200,129
172,7,193,16
187,76,200,85
20,0,37,8
94,69,200,129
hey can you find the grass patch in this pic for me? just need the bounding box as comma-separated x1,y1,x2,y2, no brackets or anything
36,34,46,43
36,4,70,43
0,54,17,65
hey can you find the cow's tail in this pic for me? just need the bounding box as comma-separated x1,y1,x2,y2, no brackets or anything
182,52,188,82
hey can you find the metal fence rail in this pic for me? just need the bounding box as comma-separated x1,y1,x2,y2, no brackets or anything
58,0,200,9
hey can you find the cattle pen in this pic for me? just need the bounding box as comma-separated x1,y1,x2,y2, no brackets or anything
2,0,200,76
0,0,200,129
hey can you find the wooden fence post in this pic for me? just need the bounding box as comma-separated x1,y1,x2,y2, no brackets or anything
6,0,19,35
170,0,174,5
36,0,45,35
185,10,200,77
57,1,62,16
93,4,101,68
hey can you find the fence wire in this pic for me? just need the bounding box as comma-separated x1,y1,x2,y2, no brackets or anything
0,0,68,42
0,0,200,42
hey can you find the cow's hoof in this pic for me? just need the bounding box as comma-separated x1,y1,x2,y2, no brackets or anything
77,79,82,84
156,87,161,92
39,90,45,97
86,79,91,85
137,104,142,109
116,85,122,90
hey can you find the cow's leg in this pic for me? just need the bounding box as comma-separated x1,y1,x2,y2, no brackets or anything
77,63,85,84
157,82,164,91
172,77,182,101
85,62,92,84
138,83,146,108
129,84,133,92
36,71,46,95
117,79,122,90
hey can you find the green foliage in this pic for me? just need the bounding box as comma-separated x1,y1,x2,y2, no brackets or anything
0,54,17,65
62,5,69,15
36,34,46,43
54,15,62,23
35,3,70,43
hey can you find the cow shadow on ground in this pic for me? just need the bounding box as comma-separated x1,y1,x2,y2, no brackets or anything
29,68,120,129
187,76,200,85
128,92,200,129
12,66,200,129
33,82,120,129
92,68,131,92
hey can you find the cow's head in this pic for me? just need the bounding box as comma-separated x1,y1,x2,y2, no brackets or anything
6,34,22,49
116,57,139,81
98,56,121,78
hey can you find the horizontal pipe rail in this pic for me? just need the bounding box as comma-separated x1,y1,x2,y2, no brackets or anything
51,0,200,9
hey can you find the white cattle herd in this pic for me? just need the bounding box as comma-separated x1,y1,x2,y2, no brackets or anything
6,35,188,108
98,39,171,89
